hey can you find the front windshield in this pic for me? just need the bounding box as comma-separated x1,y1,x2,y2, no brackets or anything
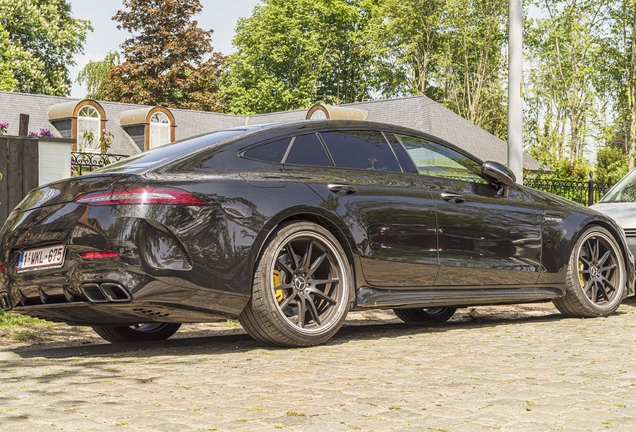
601,168,636,202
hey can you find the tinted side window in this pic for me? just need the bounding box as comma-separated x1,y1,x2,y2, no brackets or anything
243,138,291,163
320,131,401,172
385,133,418,173
285,133,332,166
397,134,487,184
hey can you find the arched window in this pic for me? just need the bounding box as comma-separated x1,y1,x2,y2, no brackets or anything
77,105,101,152
149,112,171,149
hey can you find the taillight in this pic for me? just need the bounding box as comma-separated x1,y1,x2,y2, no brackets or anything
80,251,119,259
73,187,209,206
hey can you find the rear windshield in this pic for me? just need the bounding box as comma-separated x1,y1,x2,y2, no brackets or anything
95,130,248,173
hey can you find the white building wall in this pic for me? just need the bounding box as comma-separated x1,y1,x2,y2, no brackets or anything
38,139,72,186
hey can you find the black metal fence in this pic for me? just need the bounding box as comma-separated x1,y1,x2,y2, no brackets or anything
71,152,128,176
523,175,614,206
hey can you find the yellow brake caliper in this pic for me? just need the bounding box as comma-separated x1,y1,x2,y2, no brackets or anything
578,259,586,288
273,269,284,302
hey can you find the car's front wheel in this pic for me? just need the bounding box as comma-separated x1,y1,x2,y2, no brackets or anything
239,222,352,347
92,323,182,343
553,226,626,317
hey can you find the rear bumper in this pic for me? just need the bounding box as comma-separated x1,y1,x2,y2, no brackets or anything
2,265,248,325
0,200,252,325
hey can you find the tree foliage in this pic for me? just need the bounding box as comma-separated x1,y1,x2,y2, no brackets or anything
525,0,609,166
222,0,507,138
220,0,375,115
0,0,92,95
99,0,225,111
76,51,120,100
366,0,508,140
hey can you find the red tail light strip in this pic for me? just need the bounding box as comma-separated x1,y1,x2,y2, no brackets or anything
80,251,119,259
73,187,210,206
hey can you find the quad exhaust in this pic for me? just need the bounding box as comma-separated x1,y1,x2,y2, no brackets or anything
80,283,131,303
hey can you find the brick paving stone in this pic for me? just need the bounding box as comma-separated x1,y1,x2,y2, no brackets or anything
2,302,636,431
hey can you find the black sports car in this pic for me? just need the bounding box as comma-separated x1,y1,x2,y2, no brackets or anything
0,120,633,347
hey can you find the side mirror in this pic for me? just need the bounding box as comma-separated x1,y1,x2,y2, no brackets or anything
482,161,516,197
482,161,516,186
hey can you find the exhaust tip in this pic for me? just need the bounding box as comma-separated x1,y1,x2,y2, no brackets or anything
81,282,131,303
100,283,131,302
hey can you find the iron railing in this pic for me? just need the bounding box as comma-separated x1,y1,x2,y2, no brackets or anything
71,152,128,176
523,174,613,206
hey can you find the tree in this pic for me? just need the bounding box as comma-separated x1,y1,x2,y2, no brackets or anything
0,0,92,95
99,0,225,111
525,0,610,164
601,0,636,170
76,51,120,100
220,0,375,115
366,0,508,140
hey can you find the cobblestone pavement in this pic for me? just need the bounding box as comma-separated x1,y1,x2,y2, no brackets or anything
1,299,636,431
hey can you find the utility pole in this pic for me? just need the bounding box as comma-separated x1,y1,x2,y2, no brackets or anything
508,0,523,183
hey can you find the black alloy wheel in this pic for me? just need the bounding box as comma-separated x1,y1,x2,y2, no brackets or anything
553,226,626,317
92,323,182,343
239,222,351,347
393,307,457,323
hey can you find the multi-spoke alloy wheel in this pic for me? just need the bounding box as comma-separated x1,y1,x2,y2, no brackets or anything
553,226,626,317
393,307,457,323
92,323,181,343
239,222,351,347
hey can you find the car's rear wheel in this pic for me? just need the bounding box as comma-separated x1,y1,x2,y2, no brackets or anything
553,226,626,317
393,307,457,323
239,222,352,347
92,323,181,343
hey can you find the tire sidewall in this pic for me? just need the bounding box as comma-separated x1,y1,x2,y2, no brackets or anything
567,227,626,315
254,222,352,343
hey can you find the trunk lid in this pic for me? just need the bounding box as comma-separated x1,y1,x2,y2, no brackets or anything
14,174,125,213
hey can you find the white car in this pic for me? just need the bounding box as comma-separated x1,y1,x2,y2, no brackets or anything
591,169,636,257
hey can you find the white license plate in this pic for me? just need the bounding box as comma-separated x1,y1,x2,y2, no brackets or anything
17,245,66,272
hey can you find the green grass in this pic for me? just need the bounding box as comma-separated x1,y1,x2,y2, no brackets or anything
0,310,48,328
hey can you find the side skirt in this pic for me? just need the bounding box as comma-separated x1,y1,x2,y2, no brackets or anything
354,285,565,310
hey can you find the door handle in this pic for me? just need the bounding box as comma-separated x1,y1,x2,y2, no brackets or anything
328,184,357,195
441,192,465,203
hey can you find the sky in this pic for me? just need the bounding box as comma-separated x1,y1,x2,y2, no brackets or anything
67,0,261,98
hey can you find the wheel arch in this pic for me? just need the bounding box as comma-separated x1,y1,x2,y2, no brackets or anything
249,206,361,302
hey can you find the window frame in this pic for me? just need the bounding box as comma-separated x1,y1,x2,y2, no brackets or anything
72,100,107,153
149,111,172,149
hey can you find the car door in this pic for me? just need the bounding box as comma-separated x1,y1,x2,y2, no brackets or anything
283,129,440,287
395,133,543,286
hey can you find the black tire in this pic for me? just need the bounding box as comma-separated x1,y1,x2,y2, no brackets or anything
553,226,626,318
92,323,181,343
239,222,352,347
393,307,457,323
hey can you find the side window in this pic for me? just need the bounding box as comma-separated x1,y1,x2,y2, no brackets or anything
384,133,418,173
284,133,332,167
243,138,291,163
320,130,401,172
396,134,487,184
